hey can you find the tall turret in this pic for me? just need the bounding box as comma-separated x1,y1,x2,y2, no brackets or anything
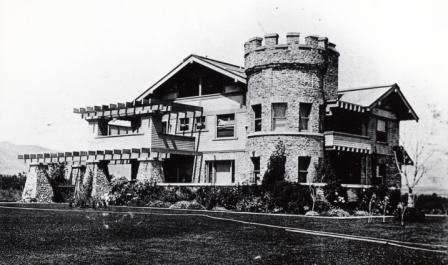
245,32,339,182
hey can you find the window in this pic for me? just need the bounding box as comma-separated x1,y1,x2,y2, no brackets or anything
194,116,206,131
272,103,287,131
299,103,312,131
97,117,141,136
206,160,235,184
375,163,386,185
252,104,262,132
251,157,261,183
161,121,168,134
179,118,190,132
376,119,387,142
298,156,311,182
216,114,235,138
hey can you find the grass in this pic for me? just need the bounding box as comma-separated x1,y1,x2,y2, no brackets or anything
0,203,447,265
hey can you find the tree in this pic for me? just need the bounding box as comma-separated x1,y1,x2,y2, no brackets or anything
310,160,333,212
262,140,286,188
393,138,433,208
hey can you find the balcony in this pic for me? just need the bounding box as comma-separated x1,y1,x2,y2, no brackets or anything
324,131,372,154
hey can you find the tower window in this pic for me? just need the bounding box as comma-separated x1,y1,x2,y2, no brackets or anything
251,157,261,183
216,114,235,138
298,156,311,182
252,104,262,132
376,119,387,142
272,103,287,131
299,103,312,132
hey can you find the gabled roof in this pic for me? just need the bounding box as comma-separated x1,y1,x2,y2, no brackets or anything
135,54,246,100
338,84,419,121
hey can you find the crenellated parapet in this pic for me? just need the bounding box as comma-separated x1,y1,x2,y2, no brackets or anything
244,32,339,74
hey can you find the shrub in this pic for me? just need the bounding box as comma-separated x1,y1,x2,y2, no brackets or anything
265,182,312,214
262,141,286,188
236,196,264,212
216,186,241,210
313,200,332,213
108,177,137,205
415,193,448,214
353,210,369,216
169,200,205,210
146,200,172,208
323,180,347,209
394,207,426,222
195,187,219,210
325,208,350,217
305,210,319,216
0,173,26,190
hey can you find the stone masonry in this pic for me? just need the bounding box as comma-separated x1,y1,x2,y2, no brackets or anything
136,160,164,184
21,164,54,202
244,33,338,182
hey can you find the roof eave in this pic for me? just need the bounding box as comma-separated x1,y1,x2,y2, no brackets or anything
135,54,246,101
369,83,419,122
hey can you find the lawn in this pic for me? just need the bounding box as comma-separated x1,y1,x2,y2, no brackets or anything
0,203,447,265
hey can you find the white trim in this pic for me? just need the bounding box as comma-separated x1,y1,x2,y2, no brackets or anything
247,131,324,138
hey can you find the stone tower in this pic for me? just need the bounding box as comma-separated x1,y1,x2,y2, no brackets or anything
244,32,339,182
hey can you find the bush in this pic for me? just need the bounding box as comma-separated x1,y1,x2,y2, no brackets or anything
0,174,26,190
262,141,286,188
325,208,350,217
236,196,264,212
169,200,205,210
146,200,172,208
314,200,332,213
353,210,369,216
195,187,219,210
415,193,448,214
394,207,426,222
305,210,319,216
323,180,347,209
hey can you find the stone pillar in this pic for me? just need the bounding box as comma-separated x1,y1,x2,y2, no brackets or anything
136,160,164,184
91,161,111,200
21,164,54,202
73,165,89,204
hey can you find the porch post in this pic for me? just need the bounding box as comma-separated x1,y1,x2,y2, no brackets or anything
21,163,54,202
91,161,111,200
73,165,88,203
136,160,164,184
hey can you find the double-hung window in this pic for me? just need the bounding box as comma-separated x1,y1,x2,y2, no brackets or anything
298,156,311,182
376,119,387,142
272,103,287,131
216,114,235,138
194,116,206,131
299,103,312,131
179,118,190,132
252,104,262,132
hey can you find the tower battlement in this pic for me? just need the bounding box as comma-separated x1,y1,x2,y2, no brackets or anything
244,33,339,73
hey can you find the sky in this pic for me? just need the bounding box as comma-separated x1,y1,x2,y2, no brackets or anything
1,0,448,186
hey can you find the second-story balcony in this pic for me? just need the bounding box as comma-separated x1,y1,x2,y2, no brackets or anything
324,131,372,154
75,99,203,157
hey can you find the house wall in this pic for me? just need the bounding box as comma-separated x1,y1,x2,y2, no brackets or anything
368,107,401,187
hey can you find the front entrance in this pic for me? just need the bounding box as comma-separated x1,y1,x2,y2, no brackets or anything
163,155,194,183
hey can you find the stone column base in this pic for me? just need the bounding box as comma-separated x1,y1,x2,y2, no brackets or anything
91,161,111,200
21,164,54,202
136,160,164,184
